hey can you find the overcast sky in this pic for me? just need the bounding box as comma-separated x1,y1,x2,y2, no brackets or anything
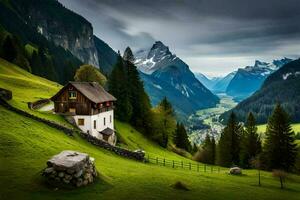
59,0,300,77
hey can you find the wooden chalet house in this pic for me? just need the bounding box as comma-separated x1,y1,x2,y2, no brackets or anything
51,82,117,145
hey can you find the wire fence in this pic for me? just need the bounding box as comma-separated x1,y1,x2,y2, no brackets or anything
145,155,225,173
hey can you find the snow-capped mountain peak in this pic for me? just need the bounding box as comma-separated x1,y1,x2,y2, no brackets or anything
134,41,219,117
254,60,269,68
135,41,178,74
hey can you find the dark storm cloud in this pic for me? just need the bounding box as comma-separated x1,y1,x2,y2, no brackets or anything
59,0,300,76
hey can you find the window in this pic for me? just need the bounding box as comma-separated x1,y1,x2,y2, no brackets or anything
110,115,112,123
78,118,84,126
69,91,77,99
94,120,96,129
103,117,106,126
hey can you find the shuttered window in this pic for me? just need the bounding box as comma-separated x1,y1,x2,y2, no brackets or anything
78,118,84,126
69,91,77,99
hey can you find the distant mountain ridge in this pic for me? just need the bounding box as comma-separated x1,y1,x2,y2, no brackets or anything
134,41,219,118
220,58,300,124
194,73,222,91
226,58,292,101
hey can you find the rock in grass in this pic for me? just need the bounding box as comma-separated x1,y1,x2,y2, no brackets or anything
171,181,190,191
58,172,65,178
42,150,98,188
44,167,54,174
229,167,242,175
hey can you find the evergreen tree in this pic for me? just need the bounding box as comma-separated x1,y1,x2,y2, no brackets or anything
30,50,42,75
123,49,152,134
174,123,191,152
263,104,298,171
211,136,216,164
108,55,132,121
217,112,242,167
240,112,262,168
197,134,215,164
1,35,17,62
241,112,261,168
160,97,174,125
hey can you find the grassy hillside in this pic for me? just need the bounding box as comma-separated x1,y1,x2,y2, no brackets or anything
0,58,73,127
0,58,193,160
257,123,300,134
1,59,300,199
2,106,300,200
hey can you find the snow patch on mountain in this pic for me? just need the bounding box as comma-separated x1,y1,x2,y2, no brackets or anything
282,71,300,80
283,73,292,80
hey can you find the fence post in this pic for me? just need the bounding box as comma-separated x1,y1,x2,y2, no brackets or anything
197,164,199,172
181,161,183,168
204,164,206,172
163,158,165,166
172,160,174,168
189,163,191,170
156,157,158,164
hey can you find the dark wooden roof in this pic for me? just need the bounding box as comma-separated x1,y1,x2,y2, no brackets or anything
51,82,116,103
100,128,114,136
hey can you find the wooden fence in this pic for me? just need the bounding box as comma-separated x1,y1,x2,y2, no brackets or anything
146,155,224,173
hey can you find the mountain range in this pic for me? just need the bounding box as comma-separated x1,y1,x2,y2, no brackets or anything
135,41,219,118
220,58,300,124
195,58,292,101
195,72,236,93
194,73,222,91
1,0,296,124
226,58,292,101
0,0,219,120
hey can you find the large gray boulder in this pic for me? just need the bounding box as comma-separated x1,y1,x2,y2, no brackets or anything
229,167,242,175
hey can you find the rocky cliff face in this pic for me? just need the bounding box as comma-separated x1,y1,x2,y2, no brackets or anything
13,0,99,67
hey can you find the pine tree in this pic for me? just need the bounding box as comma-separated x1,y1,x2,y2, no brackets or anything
197,134,215,164
217,112,242,167
263,104,298,171
30,50,42,75
108,55,132,121
160,97,174,124
240,112,262,168
211,136,216,164
174,123,191,152
123,50,152,134
1,35,17,62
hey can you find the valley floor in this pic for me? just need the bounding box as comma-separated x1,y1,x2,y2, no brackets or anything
188,93,237,144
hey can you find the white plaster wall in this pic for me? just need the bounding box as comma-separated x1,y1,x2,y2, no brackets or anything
73,110,114,140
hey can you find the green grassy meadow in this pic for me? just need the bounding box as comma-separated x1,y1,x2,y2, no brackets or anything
0,59,300,200
257,123,300,134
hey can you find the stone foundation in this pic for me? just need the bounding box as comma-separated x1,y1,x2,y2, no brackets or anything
42,151,97,187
